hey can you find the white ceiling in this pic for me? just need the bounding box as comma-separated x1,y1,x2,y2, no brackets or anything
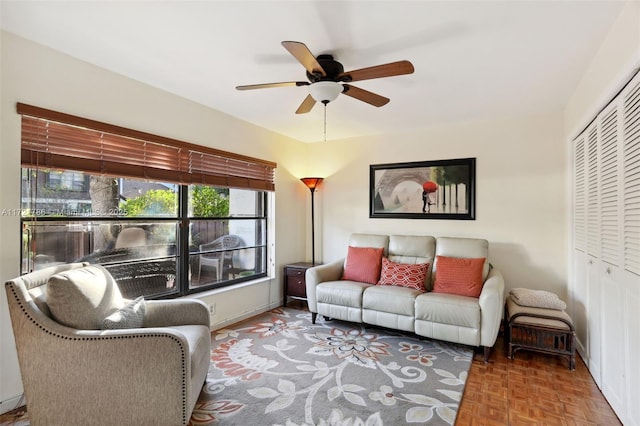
0,1,626,143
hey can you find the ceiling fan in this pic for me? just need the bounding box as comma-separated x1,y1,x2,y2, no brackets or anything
236,41,415,114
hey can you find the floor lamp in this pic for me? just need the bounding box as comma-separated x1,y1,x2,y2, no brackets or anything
300,177,324,265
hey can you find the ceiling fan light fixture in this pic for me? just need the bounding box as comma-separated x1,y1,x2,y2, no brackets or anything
308,81,343,104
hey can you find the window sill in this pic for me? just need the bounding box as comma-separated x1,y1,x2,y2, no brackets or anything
182,275,273,300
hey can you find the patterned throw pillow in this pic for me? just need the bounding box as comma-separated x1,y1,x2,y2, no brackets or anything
342,246,384,285
377,257,429,292
102,296,146,329
433,255,486,298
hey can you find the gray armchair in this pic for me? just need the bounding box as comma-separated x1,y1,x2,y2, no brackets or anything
5,263,211,426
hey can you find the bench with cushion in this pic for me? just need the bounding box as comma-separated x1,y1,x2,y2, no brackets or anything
505,289,576,370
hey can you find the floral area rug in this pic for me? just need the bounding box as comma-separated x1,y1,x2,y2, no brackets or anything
190,307,473,426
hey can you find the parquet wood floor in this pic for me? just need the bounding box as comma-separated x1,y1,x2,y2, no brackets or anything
459,336,621,425
0,304,621,425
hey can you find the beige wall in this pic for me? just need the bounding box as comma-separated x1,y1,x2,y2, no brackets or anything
564,2,640,140
0,31,309,407
0,28,574,409
1,1,638,412
308,113,568,299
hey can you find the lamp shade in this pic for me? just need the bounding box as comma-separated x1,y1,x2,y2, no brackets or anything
308,82,343,104
301,177,324,191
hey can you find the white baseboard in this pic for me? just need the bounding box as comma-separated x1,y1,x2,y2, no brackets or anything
575,338,587,364
210,301,281,331
0,394,25,415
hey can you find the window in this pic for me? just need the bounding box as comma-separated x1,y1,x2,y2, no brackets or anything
47,171,87,192
188,186,268,290
19,103,275,298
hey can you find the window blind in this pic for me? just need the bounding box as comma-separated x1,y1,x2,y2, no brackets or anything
18,103,276,191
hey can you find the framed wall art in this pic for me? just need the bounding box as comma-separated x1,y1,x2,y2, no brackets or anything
370,157,476,220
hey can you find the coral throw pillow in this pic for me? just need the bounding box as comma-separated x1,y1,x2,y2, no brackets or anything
433,255,486,298
377,258,429,292
342,246,384,285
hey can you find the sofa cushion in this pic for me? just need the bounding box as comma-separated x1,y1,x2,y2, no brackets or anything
317,280,371,308
433,256,485,297
102,296,146,329
342,246,384,285
377,258,429,291
415,292,481,329
46,264,125,329
363,284,421,316
349,234,390,256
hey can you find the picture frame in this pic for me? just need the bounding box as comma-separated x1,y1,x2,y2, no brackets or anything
370,157,476,220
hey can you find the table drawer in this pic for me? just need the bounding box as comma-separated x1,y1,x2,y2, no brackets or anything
287,268,305,278
283,263,316,306
287,275,306,297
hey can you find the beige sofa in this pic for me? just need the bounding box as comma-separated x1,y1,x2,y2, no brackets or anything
5,263,211,426
306,234,505,361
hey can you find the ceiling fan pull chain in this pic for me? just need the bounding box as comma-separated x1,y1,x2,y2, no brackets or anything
324,103,327,142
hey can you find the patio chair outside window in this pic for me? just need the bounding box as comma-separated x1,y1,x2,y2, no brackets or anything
198,234,244,281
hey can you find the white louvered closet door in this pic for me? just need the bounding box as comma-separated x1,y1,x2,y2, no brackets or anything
623,74,640,279
598,103,624,415
586,122,602,386
572,135,588,360
571,69,640,426
621,73,640,426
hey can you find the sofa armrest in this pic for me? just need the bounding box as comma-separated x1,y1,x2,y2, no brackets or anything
305,259,344,313
478,267,505,347
144,299,210,329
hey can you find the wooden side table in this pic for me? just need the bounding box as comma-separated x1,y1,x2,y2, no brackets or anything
283,262,316,307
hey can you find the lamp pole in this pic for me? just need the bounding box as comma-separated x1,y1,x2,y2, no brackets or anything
300,177,324,265
310,186,317,265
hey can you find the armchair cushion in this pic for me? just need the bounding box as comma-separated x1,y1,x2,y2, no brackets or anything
102,296,146,329
46,264,125,329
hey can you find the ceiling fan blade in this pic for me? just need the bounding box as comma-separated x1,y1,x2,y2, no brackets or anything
236,81,308,90
342,84,389,107
339,60,414,82
295,94,316,114
281,41,327,77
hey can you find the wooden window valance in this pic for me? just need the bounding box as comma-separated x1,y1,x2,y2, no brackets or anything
18,103,276,191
